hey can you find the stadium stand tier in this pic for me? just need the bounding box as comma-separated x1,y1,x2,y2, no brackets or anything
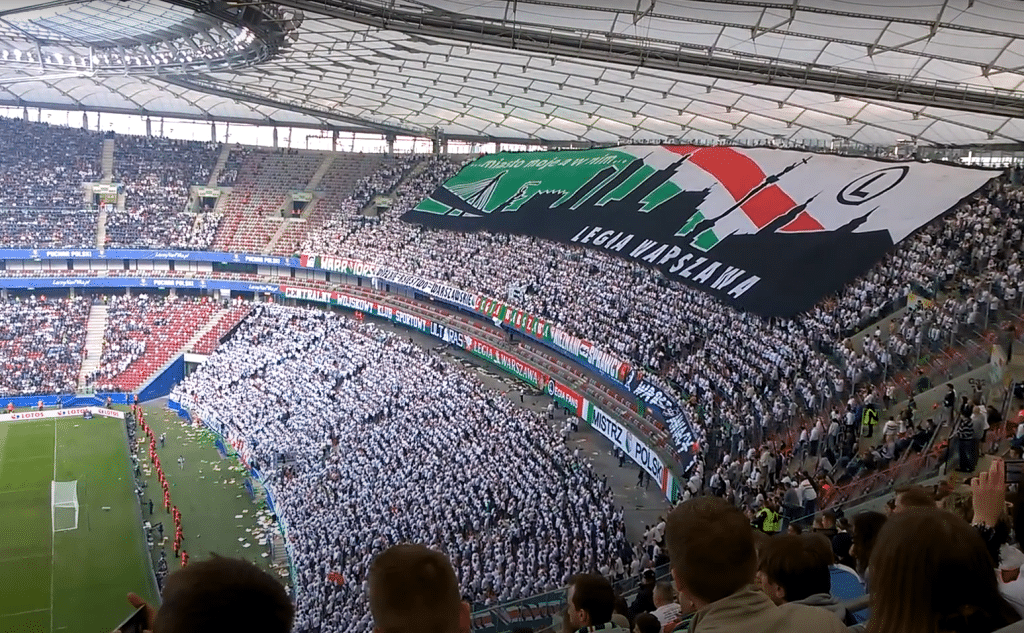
2,119,1024,633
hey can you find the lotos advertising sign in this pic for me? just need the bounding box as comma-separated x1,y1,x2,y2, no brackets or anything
1,406,125,423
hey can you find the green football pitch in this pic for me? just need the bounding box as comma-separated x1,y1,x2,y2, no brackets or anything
0,412,156,633
0,405,282,633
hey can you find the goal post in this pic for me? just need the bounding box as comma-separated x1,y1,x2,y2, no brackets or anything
51,480,79,533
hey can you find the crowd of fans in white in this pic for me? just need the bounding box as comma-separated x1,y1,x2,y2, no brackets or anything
296,158,1023,474
169,304,629,633
0,296,89,395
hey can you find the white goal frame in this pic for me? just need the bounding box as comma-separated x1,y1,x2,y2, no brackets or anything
51,480,79,533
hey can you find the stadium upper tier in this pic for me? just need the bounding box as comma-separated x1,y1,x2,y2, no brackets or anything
1,116,1022,473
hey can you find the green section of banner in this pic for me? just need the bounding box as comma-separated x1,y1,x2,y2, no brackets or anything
415,149,636,215
475,297,553,340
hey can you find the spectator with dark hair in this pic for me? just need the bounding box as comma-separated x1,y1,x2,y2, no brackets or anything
867,507,1021,633
567,574,628,633
893,485,936,513
632,613,661,633
756,533,861,627
814,510,839,540
830,516,857,570
627,569,657,622
369,543,469,633
850,512,887,586
664,497,845,632
126,554,293,633
612,595,631,630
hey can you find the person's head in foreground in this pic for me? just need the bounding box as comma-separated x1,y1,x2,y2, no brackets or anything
369,543,470,633
867,507,1021,633
756,533,832,606
566,573,617,630
144,554,294,633
664,496,846,632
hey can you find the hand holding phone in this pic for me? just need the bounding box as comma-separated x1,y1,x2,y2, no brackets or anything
1005,459,1024,484
115,592,156,633
971,458,1007,528
115,606,147,633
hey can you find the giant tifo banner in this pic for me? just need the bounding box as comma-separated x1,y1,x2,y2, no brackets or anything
403,146,1000,316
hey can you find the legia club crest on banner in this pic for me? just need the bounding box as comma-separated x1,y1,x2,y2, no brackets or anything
402,146,998,317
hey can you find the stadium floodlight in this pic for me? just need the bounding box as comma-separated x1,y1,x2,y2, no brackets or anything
51,480,79,533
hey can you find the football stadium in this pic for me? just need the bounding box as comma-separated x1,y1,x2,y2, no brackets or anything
0,1,1023,632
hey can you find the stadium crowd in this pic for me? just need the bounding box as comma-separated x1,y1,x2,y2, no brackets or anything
294,158,1023,505
2,121,1024,633
170,304,631,633
106,136,222,250
0,296,89,395
126,459,1024,633
85,294,157,391
0,116,102,209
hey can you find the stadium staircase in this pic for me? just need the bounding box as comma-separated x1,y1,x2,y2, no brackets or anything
262,154,335,254
95,205,107,248
270,532,289,570
307,154,336,190
208,144,233,187
187,304,251,355
128,304,249,395
78,303,108,391
101,138,114,183
399,158,432,190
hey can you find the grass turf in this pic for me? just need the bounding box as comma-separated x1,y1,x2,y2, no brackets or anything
0,413,156,633
0,404,282,633
132,404,283,582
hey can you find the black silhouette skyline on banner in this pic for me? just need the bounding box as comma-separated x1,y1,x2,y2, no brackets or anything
402,153,898,317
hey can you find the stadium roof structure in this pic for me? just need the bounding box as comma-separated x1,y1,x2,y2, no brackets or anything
0,0,1023,147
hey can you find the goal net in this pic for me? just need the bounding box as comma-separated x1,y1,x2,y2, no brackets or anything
51,480,79,533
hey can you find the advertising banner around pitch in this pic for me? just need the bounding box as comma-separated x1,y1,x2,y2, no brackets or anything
404,146,999,316
281,285,432,333
550,327,632,384
297,254,478,310
546,377,586,418
475,297,553,339
586,402,676,501
0,406,125,423
463,336,547,389
0,248,297,266
627,374,700,474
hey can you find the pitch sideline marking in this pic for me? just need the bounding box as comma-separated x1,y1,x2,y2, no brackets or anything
50,418,57,633
3,607,50,618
